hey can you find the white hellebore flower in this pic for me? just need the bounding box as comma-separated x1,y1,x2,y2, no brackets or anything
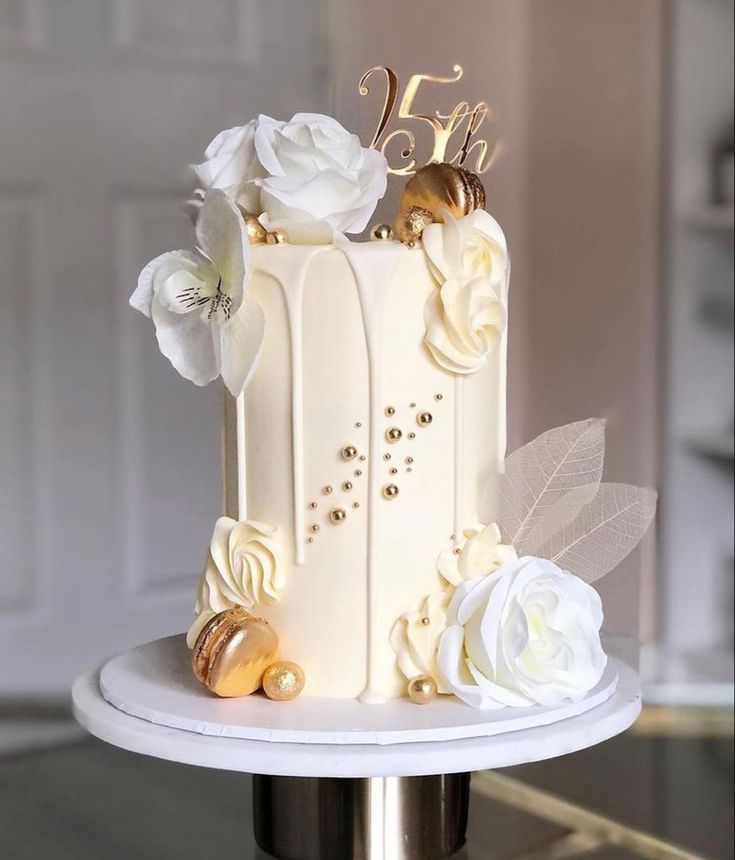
130,190,264,396
187,517,285,648
437,523,517,586
192,120,267,213
437,557,607,710
422,210,509,374
253,113,388,234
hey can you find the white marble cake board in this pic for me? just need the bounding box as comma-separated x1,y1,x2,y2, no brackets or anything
97,635,622,747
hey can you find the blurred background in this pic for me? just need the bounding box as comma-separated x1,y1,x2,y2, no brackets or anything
1,1,732,857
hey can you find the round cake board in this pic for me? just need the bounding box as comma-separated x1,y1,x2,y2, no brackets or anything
98,635,623,747
74,660,640,777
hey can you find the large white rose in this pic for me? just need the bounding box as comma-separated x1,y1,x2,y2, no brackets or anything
192,121,270,213
423,209,508,285
130,190,264,396
253,113,388,234
437,523,517,586
437,557,607,709
187,517,285,647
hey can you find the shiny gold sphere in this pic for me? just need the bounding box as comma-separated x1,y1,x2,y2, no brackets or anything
262,661,305,701
385,427,403,443
370,223,394,241
417,411,433,427
341,445,358,461
342,481,353,492
329,507,347,524
382,483,399,500
408,675,438,705
266,230,285,245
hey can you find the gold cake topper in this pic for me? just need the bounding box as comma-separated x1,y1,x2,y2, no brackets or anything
358,64,498,176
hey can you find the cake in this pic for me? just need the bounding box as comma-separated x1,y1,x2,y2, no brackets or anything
130,69,656,710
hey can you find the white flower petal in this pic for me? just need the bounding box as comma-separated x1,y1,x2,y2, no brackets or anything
150,298,220,387
219,295,265,397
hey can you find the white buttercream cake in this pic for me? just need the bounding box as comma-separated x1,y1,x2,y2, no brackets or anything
131,99,653,710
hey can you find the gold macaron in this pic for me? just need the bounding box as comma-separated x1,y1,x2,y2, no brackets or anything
192,607,280,698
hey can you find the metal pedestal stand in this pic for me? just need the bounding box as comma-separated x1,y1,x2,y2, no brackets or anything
72,637,641,860
253,773,469,860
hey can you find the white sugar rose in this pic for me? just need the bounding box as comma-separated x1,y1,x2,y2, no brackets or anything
423,209,509,285
437,557,607,709
437,523,517,586
193,121,270,213
187,517,285,647
390,589,452,693
253,113,388,234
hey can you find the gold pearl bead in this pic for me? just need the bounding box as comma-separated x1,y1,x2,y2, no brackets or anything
308,501,318,510
330,507,347,524
409,402,417,408
385,427,403,443
408,432,416,439
389,467,398,475
323,485,334,495
385,406,395,417
417,411,433,427
341,445,358,461
265,230,285,245
370,223,394,241
243,212,268,245
408,675,438,705
342,481,353,492
382,483,399,500
435,393,443,401
262,661,305,701
352,502,360,509
354,469,362,477
405,457,414,465
310,524,320,533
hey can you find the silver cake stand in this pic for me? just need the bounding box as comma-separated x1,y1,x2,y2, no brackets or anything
72,636,641,860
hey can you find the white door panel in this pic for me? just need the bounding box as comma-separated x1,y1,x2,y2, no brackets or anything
0,0,324,693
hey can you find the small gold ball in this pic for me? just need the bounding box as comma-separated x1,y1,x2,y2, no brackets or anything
323,485,334,495
385,406,395,417
385,427,403,443
308,501,318,510
382,483,399,500
408,432,416,440
352,502,360,509
435,393,443,401
354,469,363,477
242,212,268,245
263,661,305,701
405,457,414,465
406,467,412,473
310,524,320,533
307,537,314,544
330,507,347,524
370,223,394,241
409,402,417,408
420,617,431,626
408,675,438,705
359,455,366,461
383,453,392,461
355,421,362,428
341,445,358,461
417,411,433,427
342,481,353,492
265,230,285,245
390,467,398,475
